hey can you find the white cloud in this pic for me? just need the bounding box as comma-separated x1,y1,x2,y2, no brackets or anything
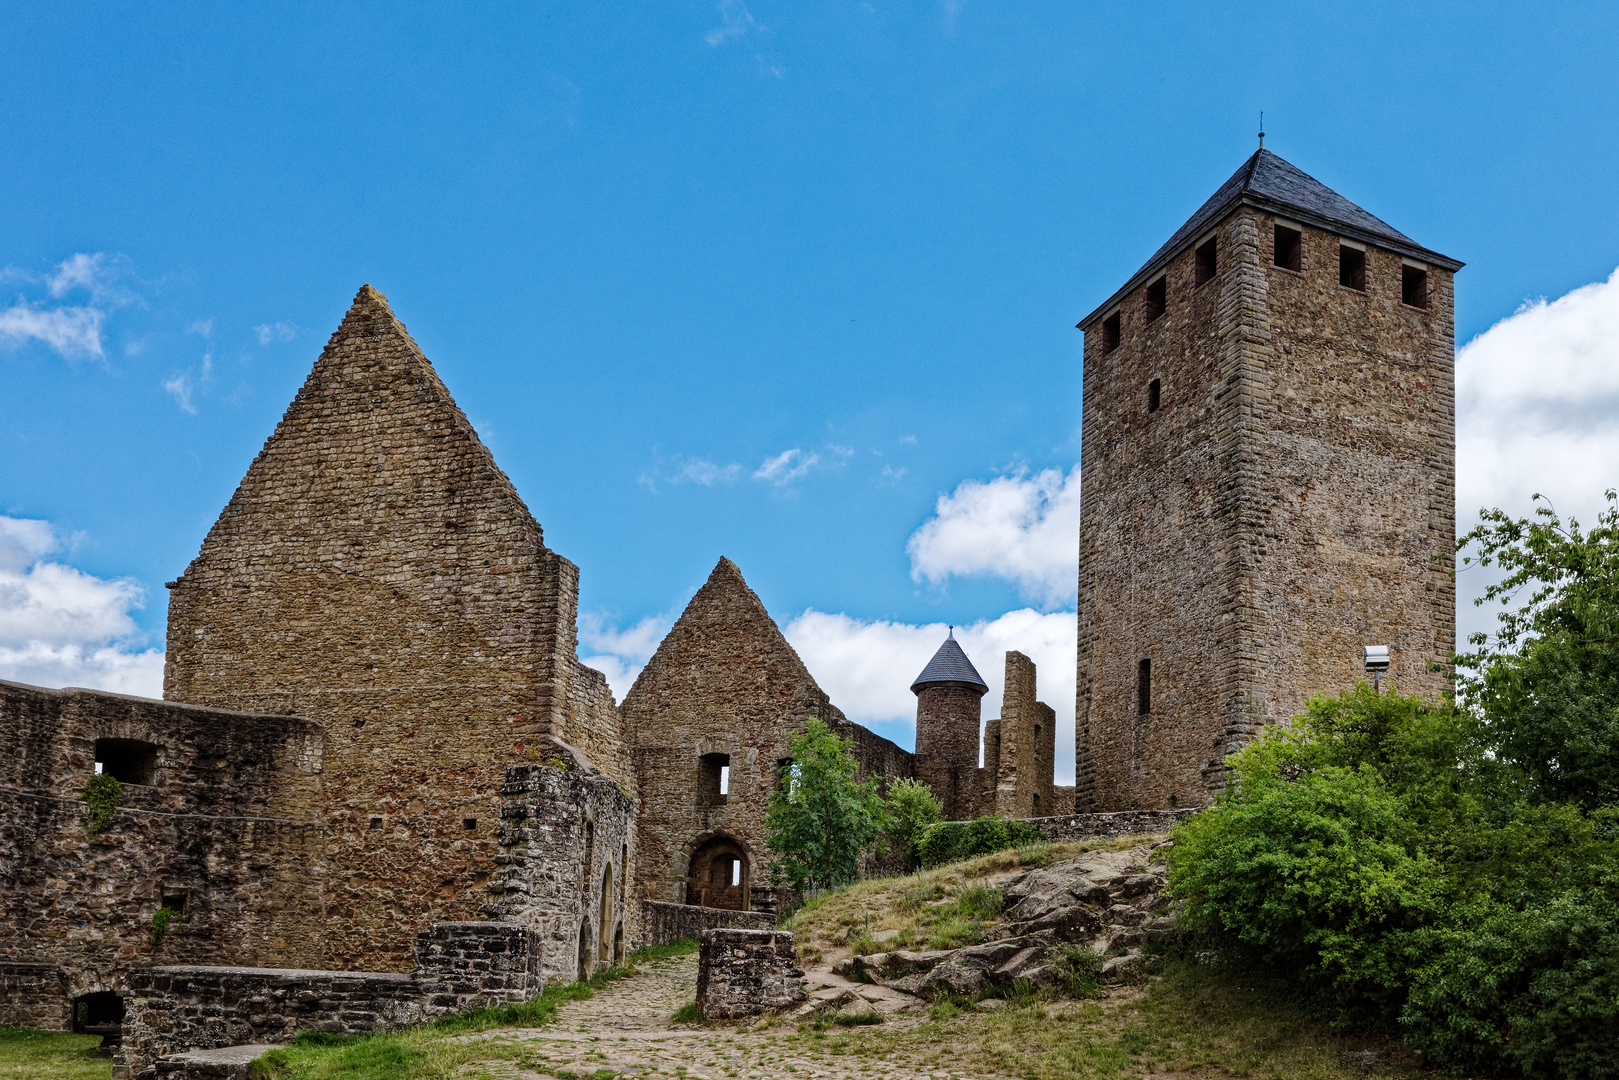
164,351,214,413
45,252,132,306
705,0,759,45
754,448,820,485
1455,266,1619,643
0,300,105,359
0,516,163,698
255,321,297,345
578,611,676,701
906,465,1081,608
678,458,743,486
784,608,1079,784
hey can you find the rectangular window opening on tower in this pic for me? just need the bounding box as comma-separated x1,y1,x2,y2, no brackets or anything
1194,236,1217,287
699,753,731,805
1273,224,1302,272
1148,378,1161,412
719,764,730,796
1101,312,1121,354
1402,264,1429,308
1339,243,1367,291
1137,658,1152,716
1144,276,1166,322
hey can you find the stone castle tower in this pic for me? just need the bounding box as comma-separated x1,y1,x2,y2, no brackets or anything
1074,150,1461,811
910,632,988,822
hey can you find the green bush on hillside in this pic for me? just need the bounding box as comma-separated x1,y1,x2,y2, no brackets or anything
916,816,1042,868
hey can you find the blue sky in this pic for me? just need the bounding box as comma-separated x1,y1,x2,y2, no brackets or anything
4,2,1618,776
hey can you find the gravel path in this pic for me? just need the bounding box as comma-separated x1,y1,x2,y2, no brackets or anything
469,952,1003,1080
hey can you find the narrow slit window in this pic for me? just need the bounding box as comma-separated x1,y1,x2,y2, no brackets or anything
1147,378,1161,412
1339,244,1366,291
730,859,741,887
718,764,730,796
1402,264,1429,308
1144,276,1166,322
1033,724,1042,751
1137,659,1152,715
1273,224,1302,272
1194,236,1218,287
1101,312,1121,355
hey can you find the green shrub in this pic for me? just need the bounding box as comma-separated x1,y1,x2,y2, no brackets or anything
916,816,1042,867
882,777,942,871
82,773,121,836
149,904,184,945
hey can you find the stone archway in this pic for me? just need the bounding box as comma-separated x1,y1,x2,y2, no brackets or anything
685,835,749,910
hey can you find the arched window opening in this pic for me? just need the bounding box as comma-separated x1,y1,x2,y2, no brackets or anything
576,922,591,983
685,836,750,911
73,991,124,1035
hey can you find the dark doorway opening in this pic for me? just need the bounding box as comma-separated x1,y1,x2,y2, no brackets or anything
686,836,750,910
73,991,124,1034
94,740,158,786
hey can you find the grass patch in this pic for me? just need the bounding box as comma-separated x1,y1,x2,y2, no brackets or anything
791,960,1425,1080
671,1001,699,1023
251,941,700,1080
0,1028,111,1080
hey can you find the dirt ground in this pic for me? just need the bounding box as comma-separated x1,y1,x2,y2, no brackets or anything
459,950,1004,1080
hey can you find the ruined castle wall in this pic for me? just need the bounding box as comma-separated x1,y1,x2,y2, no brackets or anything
161,287,632,971
488,763,635,984
0,682,328,1015
624,559,913,908
991,653,1056,819
1077,209,1455,810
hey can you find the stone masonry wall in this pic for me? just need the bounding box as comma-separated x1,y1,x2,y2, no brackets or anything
0,681,327,1012
695,928,805,1021
0,961,70,1030
624,559,913,908
117,922,540,1078
161,286,633,971
1076,206,1454,810
642,900,775,948
487,762,636,985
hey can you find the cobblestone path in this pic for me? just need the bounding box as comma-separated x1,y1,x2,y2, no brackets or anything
466,952,1004,1080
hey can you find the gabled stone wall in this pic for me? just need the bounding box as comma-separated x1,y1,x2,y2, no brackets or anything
623,559,914,908
160,286,634,970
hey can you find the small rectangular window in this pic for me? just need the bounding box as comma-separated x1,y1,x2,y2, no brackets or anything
699,753,730,805
718,764,730,796
1339,244,1367,291
463,818,478,830
160,889,188,915
1194,236,1217,287
1273,224,1302,272
1147,378,1161,412
1137,658,1151,715
730,859,741,887
94,739,159,786
1402,264,1429,308
1101,312,1121,354
1144,276,1166,322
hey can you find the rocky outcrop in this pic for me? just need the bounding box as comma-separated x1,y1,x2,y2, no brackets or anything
811,842,1173,1011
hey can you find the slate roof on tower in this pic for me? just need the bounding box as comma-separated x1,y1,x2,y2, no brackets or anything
1079,149,1463,328
910,633,989,695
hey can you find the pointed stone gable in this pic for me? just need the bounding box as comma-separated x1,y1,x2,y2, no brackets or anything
625,558,914,906
625,558,831,718
161,285,626,970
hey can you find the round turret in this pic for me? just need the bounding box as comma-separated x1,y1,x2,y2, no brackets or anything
912,631,988,821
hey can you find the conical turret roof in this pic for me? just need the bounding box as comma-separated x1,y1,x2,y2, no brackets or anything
910,632,988,695
1079,149,1462,327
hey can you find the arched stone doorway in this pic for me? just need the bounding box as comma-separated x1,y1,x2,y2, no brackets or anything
576,921,591,983
685,835,749,910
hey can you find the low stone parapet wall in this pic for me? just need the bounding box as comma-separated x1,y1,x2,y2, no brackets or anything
0,961,70,1030
115,921,542,1079
695,928,804,1021
641,900,775,947
1022,809,1197,841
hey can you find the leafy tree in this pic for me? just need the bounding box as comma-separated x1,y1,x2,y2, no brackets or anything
764,718,888,891
882,777,942,870
1457,490,1619,808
